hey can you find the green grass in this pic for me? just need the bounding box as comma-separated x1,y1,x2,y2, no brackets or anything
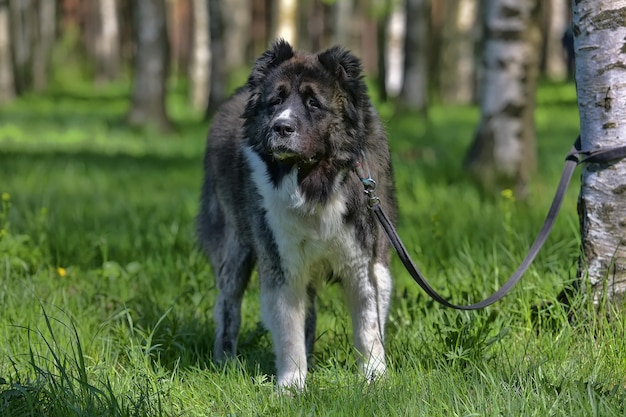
1,79,625,416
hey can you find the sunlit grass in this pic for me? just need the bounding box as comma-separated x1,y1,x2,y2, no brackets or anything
1,79,625,416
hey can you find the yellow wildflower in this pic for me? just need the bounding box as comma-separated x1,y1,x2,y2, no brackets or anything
500,188,514,200
1,192,9,202
57,267,67,277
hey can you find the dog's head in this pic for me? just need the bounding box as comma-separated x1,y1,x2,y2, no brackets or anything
243,40,370,178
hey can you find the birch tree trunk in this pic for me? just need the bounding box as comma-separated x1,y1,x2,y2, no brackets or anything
574,0,626,306
0,0,14,103
274,0,297,45
127,0,172,132
463,0,541,198
93,0,120,83
189,0,210,110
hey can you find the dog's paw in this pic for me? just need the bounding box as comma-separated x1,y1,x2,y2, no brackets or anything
362,356,387,383
276,369,306,394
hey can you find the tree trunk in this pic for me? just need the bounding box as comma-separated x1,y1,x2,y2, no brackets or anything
204,0,226,117
32,0,55,91
0,0,15,103
127,0,172,132
93,0,120,83
543,0,567,81
274,0,297,45
250,0,269,56
189,0,210,110
168,0,192,79
399,0,430,113
463,0,542,198
439,0,478,105
574,0,626,307
376,6,390,102
385,5,404,97
9,0,34,94
223,0,250,70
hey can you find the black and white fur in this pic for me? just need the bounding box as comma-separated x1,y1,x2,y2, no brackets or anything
197,40,397,390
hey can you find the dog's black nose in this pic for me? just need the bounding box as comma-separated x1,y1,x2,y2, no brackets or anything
272,120,296,137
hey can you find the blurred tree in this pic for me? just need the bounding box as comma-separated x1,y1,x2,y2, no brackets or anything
399,0,430,113
439,0,478,104
168,0,192,79
0,0,15,103
251,0,270,55
223,0,250,69
359,0,378,76
298,0,331,52
205,0,227,117
127,0,172,131
92,0,120,83
373,0,393,102
574,0,626,306
7,0,55,93
189,0,210,110
464,0,542,198
542,0,567,81
274,0,298,44
9,0,34,94
333,0,357,52
32,0,55,91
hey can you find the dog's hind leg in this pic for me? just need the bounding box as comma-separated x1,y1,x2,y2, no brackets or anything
211,229,254,363
198,179,255,363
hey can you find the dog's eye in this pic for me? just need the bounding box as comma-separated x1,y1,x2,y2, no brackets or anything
307,97,321,109
270,96,283,106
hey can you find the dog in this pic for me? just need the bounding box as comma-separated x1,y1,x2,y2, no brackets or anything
197,40,397,390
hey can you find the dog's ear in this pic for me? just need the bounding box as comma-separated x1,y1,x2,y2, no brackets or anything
317,46,362,82
318,46,367,128
244,40,294,121
317,46,367,102
247,39,295,88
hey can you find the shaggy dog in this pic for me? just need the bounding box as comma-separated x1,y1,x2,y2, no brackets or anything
197,40,397,390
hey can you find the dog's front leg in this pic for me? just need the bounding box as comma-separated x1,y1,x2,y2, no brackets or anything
344,262,392,381
260,280,308,391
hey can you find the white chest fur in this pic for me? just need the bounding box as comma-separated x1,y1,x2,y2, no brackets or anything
244,147,361,283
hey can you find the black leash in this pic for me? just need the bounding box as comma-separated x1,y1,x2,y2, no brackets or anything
358,136,626,310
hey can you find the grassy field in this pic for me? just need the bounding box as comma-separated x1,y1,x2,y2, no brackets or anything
1,79,625,416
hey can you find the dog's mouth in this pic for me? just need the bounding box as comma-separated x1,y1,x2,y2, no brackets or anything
271,149,318,168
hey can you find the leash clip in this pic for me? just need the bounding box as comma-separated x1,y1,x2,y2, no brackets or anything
355,159,381,208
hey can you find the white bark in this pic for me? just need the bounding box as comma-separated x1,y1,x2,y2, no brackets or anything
94,0,120,83
386,6,404,96
0,1,15,103
274,0,297,45
574,0,626,305
190,0,210,110
464,0,541,196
